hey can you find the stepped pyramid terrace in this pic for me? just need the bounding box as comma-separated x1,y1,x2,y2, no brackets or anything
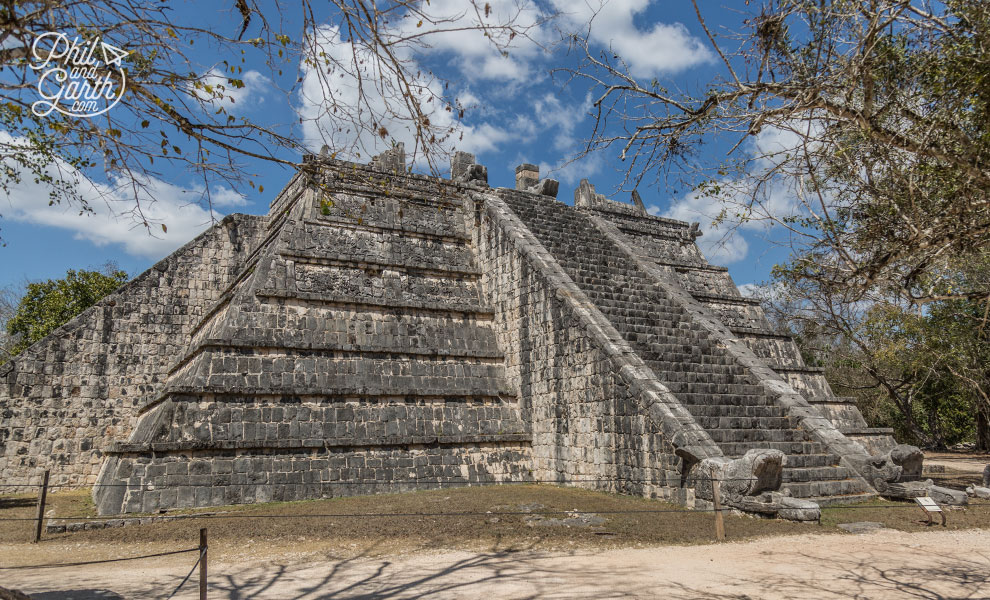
2,145,963,518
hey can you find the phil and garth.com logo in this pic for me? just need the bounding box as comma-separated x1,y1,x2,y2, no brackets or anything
30,32,130,118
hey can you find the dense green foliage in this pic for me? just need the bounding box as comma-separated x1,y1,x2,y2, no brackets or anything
4,267,128,359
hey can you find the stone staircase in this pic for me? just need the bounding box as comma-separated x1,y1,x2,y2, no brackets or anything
499,190,874,505
576,188,899,457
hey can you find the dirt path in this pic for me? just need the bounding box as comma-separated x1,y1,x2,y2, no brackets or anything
3,528,988,599
925,452,989,475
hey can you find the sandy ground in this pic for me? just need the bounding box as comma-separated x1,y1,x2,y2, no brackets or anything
3,528,989,599
925,452,990,476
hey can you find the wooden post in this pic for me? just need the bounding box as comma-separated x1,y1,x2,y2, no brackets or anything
32,470,50,543
199,527,208,600
712,477,725,542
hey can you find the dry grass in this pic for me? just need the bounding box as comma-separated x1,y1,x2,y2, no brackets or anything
1,471,987,567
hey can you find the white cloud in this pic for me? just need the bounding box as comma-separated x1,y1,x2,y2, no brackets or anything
297,26,453,161
455,123,513,155
1,133,240,259
651,190,750,264
649,123,825,265
509,92,598,184
553,0,714,76
195,69,270,113
208,187,249,208
532,93,590,150
539,153,603,186
395,0,550,82
297,25,518,162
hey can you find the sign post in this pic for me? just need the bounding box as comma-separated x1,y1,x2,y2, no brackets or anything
914,496,946,527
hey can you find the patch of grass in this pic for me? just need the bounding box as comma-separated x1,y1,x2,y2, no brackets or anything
926,471,983,489
820,496,990,532
2,482,987,563
0,489,95,542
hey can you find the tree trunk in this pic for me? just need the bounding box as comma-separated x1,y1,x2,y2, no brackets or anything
977,407,990,452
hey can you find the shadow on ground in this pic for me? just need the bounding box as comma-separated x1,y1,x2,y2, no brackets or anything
661,550,990,600
207,542,990,599
0,497,36,510
30,591,124,600
8,536,990,599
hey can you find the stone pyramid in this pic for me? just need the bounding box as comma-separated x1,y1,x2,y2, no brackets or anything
0,148,928,518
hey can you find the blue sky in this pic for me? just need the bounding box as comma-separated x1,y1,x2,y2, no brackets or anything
0,1,794,295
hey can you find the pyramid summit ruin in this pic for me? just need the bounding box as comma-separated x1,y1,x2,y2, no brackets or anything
1,146,937,517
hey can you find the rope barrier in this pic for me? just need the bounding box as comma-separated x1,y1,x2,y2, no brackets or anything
0,547,200,570
164,547,206,600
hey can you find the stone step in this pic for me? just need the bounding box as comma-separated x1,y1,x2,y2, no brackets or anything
781,466,855,483
706,429,811,443
693,293,762,306
653,259,728,272
769,364,826,374
280,250,481,279
684,405,787,418
168,340,505,378
729,326,792,339
651,372,752,387
667,391,772,405
781,454,843,468
782,478,871,499
256,289,494,317
803,492,877,507
302,217,471,244
694,416,799,430
720,441,825,456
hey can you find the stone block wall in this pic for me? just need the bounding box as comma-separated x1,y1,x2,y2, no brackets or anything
655,266,738,297
99,441,529,514
0,215,265,489
738,334,806,368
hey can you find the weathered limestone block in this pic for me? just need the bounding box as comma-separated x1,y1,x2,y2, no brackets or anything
528,178,559,198
844,444,925,498
452,151,488,185
885,479,968,505
459,163,488,185
0,585,32,600
888,444,924,480
778,496,822,522
630,189,646,212
371,143,406,173
695,450,819,521
884,480,930,498
573,178,603,209
514,163,539,190
929,485,968,506
732,492,821,522
696,449,785,501
966,485,990,499
726,449,785,497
